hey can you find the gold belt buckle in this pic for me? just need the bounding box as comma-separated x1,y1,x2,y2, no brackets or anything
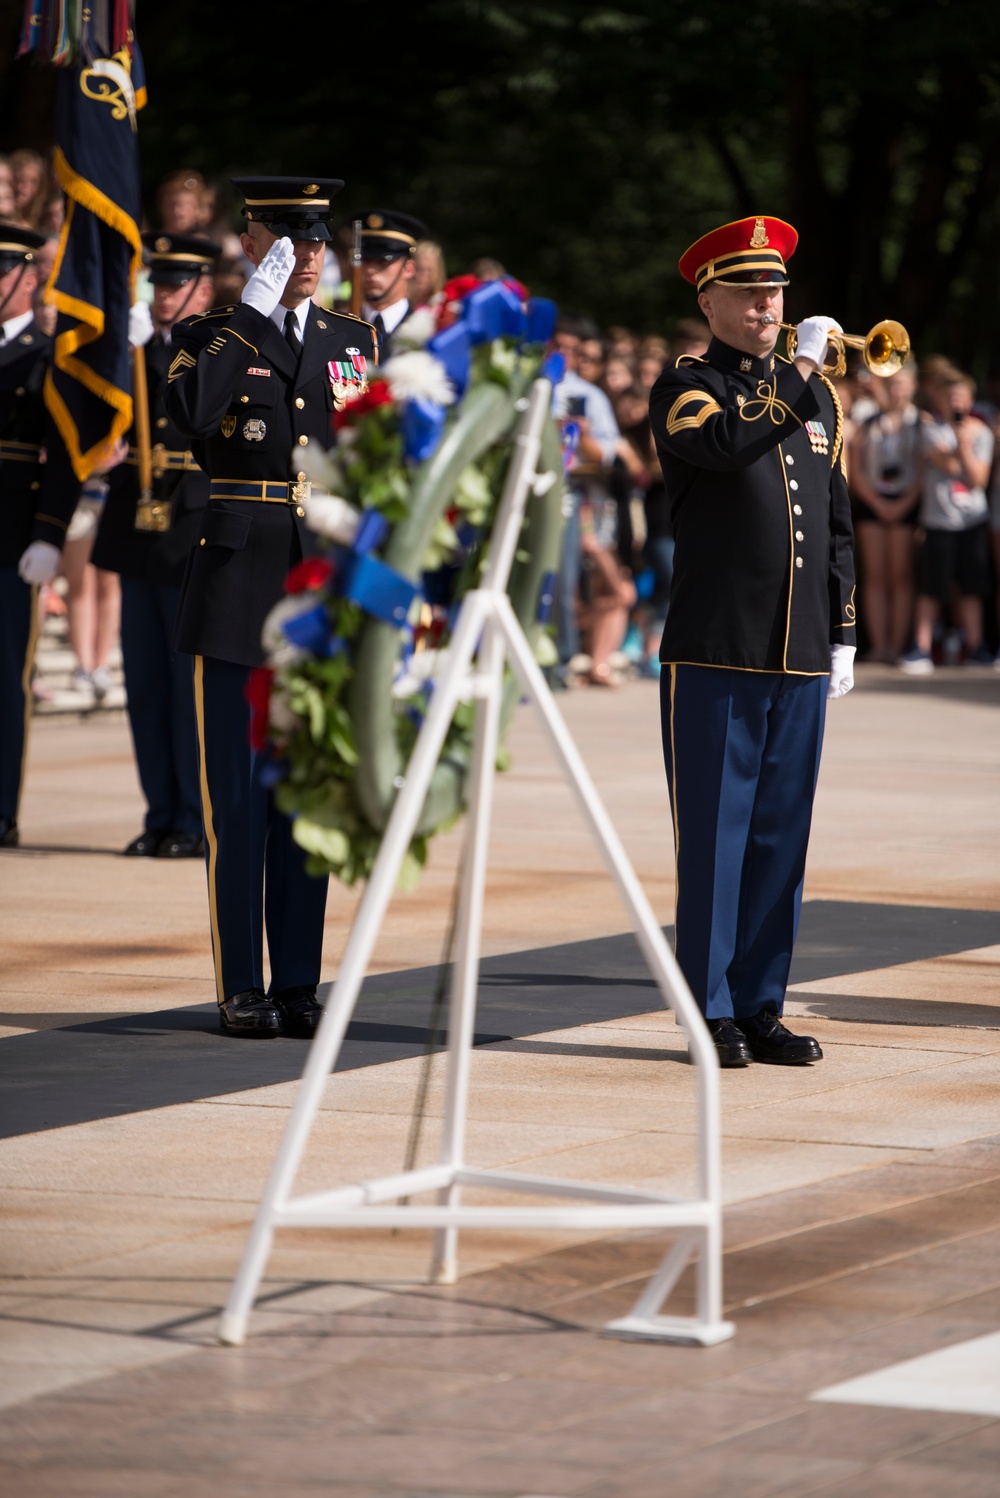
290,480,311,504
134,497,173,533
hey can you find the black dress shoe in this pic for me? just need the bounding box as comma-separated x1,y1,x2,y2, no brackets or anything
272,985,324,1039
123,831,164,857
705,1016,753,1067
0,817,18,848
156,831,204,859
219,989,283,1037
737,1006,823,1065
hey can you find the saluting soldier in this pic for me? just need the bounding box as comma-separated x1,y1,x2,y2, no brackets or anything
358,209,428,354
165,177,378,1039
649,216,856,1068
0,225,80,848
92,233,222,860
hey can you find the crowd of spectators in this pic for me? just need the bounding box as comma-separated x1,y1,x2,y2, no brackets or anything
7,149,1000,697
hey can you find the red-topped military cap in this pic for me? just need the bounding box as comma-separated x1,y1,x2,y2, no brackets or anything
679,216,798,292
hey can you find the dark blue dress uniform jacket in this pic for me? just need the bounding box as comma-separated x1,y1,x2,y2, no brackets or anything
649,338,856,674
91,334,209,584
164,300,378,668
0,319,79,566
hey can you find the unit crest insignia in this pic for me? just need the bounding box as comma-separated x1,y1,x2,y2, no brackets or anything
221,415,236,438
749,218,769,248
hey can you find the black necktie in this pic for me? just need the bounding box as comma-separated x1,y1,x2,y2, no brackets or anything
283,310,302,361
372,312,386,346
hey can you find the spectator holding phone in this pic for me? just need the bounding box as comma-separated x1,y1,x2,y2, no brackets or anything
901,369,994,671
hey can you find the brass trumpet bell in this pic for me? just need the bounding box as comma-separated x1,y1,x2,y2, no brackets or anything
767,317,911,378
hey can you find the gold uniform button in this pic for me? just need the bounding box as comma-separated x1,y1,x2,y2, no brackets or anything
294,397,305,409
793,504,802,515
296,506,305,517
156,417,168,429
200,537,206,546
785,454,794,465
795,556,804,568
297,471,307,481
795,530,804,542
297,434,308,446
240,395,249,404
15,386,25,396
789,479,799,490
30,480,40,491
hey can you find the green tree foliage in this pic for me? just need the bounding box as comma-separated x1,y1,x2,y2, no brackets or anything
2,0,999,364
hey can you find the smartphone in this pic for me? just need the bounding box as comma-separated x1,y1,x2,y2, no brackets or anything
566,396,587,418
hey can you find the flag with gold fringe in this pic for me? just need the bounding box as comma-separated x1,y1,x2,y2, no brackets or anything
19,3,146,480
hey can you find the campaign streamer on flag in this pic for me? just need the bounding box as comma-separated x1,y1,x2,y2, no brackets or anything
19,3,146,480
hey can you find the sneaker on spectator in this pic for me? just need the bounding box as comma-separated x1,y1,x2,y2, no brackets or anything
899,646,934,675
90,664,113,702
962,645,994,668
69,668,96,704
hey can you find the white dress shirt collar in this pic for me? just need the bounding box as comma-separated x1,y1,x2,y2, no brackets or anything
363,297,409,336
269,301,310,340
0,310,35,346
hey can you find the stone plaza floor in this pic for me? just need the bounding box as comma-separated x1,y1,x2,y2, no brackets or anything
1,665,999,1496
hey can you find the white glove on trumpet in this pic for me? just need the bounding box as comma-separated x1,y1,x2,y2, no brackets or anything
795,316,843,369
827,643,856,700
241,237,296,318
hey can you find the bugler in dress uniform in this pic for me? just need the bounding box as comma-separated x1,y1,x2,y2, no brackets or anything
0,225,80,848
649,215,857,1068
165,177,379,1038
92,233,223,860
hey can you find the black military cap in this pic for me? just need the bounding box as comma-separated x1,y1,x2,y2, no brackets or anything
142,231,222,285
232,176,344,242
0,223,47,273
356,209,428,262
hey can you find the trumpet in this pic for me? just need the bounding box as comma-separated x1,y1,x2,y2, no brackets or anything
758,314,910,379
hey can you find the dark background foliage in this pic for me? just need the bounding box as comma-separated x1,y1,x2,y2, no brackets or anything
2,0,1000,367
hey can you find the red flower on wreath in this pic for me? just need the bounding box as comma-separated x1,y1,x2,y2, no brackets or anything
435,273,531,331
333,378,394,430
284,556,334,595
245,667,273,752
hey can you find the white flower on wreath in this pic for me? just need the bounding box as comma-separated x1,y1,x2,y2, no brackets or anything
261,594,319,670
303,493,361,545
391,306,438,351
269,684,301,734
382,349,456,407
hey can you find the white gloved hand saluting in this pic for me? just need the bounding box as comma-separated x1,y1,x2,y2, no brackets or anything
18,541,61,586
127,300,155,349
795,316,843,369
241,237,296,318
827,643,856,700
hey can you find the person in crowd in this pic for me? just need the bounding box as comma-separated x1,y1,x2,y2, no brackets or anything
849,362,922,662
637,338,668,391
607,325,638,360
576,499,636,685
901,368,994,671
59,476,121,704
670,317,711,362
468,255,506,281
197,181,243,259
410,240,446,307
551,314,621,676
92,233,222,859
156,171,206,236
577,330,606,390
614,381,673,674
649,215,855,1069
0,157,16,220
358,208,428,354
9,150,49,229
165,176,378,1038
603,351,635,396
38,190,64,237
0,225,80,847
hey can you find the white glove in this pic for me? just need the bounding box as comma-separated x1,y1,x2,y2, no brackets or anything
18,540,61,586
128,300,155,348
827,643,856,700
241,236,296,318
795,316,843,369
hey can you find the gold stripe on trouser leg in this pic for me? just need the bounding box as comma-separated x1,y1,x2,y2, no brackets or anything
193,655,225,1003
15,584,40,818
669,664,680,954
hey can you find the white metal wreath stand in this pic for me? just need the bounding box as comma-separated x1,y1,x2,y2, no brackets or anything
219,378,735,1348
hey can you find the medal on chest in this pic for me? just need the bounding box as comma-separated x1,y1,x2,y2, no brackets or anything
327,350,369,411
804,419,829,456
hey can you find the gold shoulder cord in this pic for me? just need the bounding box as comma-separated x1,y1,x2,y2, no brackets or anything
817,372,846,473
